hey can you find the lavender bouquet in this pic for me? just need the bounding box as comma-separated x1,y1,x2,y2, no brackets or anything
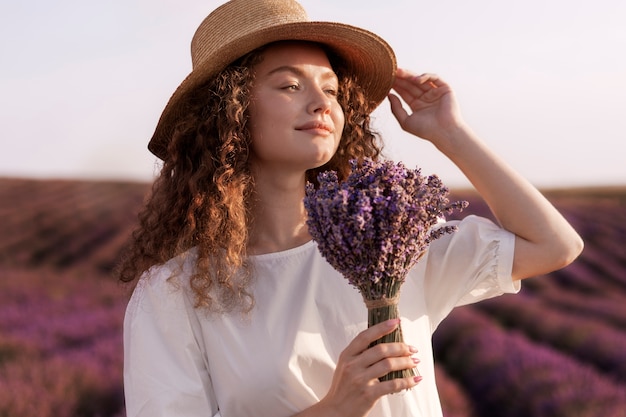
304,158,467,381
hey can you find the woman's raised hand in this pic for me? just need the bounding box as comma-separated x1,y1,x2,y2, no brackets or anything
389,71,583,282
311,319,421,417
388,69,465,148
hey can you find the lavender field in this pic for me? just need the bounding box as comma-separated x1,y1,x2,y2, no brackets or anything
0,178,625,417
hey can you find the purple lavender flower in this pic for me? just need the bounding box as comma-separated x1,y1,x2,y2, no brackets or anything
304,158,467,300
304,158,467,381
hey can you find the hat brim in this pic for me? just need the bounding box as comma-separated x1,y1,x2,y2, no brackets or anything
148,21,396,159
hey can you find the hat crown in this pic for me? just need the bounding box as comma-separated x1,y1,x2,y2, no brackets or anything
191,0,308,69
148,0,396,160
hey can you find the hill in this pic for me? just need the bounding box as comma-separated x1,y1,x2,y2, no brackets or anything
0,177,625,417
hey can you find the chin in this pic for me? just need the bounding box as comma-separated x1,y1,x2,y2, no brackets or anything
309,153,335,170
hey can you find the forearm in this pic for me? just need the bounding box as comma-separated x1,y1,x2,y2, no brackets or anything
434,124,583,279
291,401,338,417
389,69,583,278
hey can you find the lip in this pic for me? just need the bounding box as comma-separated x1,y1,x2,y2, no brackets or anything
295,121,334,135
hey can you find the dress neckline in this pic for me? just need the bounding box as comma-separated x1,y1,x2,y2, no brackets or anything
248,239,316,260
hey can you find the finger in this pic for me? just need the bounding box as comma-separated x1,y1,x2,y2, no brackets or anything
396,67,419,79
413,73,452,97
409,72,440,84
416,73,447,88
343,319,400,357
372,374,424,397
395,72,443,94
395,70,432,87
393,76,425,101
388,93,408,124
361,348,419,382
391,81,419,103
395,68,433,89
359,341,418,370
395,79,451,110
392,75,442,108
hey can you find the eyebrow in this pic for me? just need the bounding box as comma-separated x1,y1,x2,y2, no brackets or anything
266,65,338,81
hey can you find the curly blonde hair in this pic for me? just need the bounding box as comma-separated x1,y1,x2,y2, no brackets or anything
118,43,383,312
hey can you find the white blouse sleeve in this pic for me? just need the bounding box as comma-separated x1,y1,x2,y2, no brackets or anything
123,263,220,417
421,215,520,331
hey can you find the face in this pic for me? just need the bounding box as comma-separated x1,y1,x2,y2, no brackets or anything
247,42,345,176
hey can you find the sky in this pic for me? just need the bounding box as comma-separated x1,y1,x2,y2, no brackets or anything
1,0,625,189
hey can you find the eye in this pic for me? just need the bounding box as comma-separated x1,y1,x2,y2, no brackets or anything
282,84,300,91
322,81,339,97
324,87,338,97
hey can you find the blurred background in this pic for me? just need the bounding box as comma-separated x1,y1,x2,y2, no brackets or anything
1,0,625,187
1,1,625,416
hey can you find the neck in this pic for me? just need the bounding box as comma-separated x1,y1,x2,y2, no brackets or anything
247,171,311,255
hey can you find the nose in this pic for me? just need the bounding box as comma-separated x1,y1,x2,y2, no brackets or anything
307,86,332,115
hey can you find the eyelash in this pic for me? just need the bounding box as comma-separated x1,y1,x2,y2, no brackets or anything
282,84,338,96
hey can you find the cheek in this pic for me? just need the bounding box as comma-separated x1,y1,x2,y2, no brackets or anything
247,100,269,142
333,102,345,129
248,94,287,133
333,106,346,144
247,99,259,132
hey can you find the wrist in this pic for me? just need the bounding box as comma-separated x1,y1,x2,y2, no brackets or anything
291,398,341,417
431,122,476,156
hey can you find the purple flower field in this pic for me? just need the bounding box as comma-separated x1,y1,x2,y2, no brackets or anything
0,178,624,417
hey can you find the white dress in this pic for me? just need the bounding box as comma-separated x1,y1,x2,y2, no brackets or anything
124,215,519,417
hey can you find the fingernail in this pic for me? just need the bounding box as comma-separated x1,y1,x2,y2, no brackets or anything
412,357,421,365
386,318,400,328
408,345,418,353
414,376,423,384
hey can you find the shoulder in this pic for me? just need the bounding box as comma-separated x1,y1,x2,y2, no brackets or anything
419,214,517,293
144,248,198,287
126,248,199,320
429,215,514,257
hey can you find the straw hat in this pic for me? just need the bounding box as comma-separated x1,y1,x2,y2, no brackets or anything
148,0,397,159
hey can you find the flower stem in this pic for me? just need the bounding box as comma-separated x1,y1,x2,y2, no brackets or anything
368,304,418,382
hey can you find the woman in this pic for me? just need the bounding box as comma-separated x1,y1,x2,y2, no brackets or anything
119,0,583,416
